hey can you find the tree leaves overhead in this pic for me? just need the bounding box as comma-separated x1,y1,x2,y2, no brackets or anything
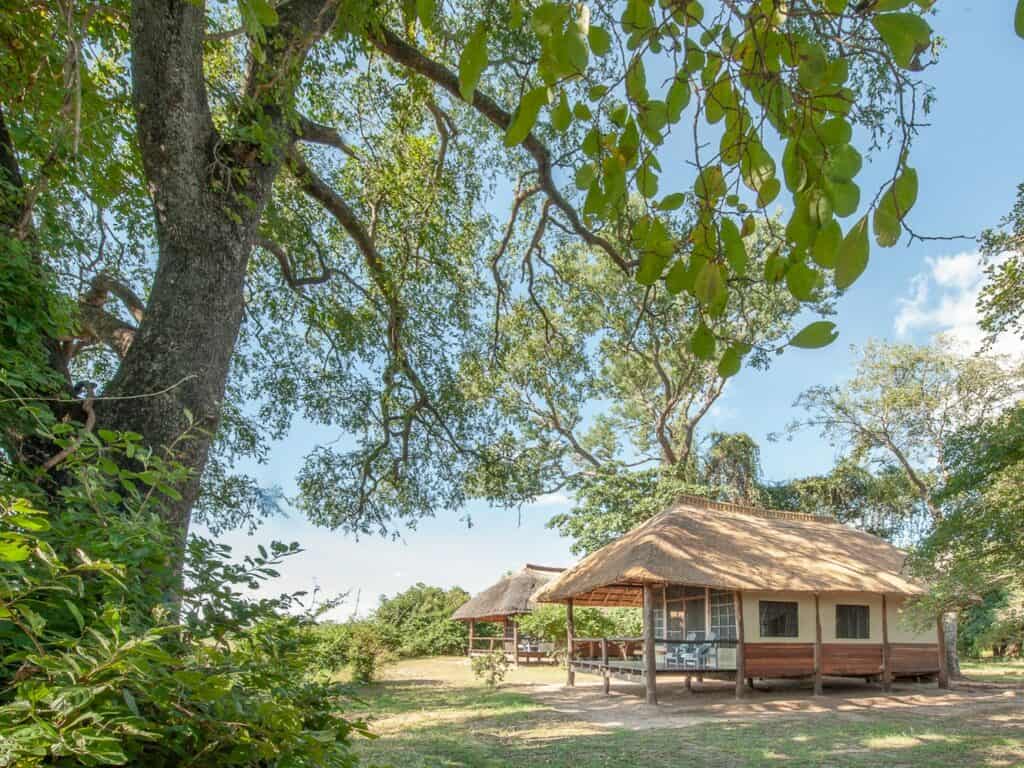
873,167,919,247
790,321,839,349
1017,0,1024,38
871,12,933,69
836,216,870,290
458,25,489,101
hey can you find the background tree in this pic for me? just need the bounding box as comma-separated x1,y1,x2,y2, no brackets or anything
978,182,1024,343
373,583,471,657
786,337,1024,675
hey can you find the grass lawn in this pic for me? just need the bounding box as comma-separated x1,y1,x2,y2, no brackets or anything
962,657,1024,684
346,657,1024,768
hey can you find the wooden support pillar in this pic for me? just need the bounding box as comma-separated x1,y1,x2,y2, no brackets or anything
566,599,575,687
881,594,892,692
512,617,520,668
468,619,474,656
600,638,610,694
643,583,658,705
936,615,950,690
734,590,746,699
813,594,823,696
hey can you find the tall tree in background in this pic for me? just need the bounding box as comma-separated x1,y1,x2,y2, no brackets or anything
787,337,1024,675
978,183,1024,343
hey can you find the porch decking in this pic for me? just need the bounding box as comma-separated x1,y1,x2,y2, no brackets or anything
571,637,739,683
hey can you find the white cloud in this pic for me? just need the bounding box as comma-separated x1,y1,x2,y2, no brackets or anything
895,252,1023,359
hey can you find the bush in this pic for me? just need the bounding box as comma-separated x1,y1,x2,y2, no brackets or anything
373,583,470,657
471,651,510,688
348,622,387,684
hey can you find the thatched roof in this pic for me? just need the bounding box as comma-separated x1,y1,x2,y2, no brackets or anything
451,564,564,622
533,496,925,607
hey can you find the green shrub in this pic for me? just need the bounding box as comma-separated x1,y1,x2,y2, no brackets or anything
471,651,510,688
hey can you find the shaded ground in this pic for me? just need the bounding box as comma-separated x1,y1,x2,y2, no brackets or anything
350,656,1024,767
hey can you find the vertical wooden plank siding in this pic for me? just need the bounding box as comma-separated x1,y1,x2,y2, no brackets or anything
512,617,520,668
936,615,950,689
734,590,746,699
813,594,823,696
881,594,892,692
566,599,575,687
643,584,658,705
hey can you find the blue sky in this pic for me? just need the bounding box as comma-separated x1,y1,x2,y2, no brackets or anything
210,3,1024,620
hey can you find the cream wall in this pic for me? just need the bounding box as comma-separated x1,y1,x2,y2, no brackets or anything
742,591,816,643
740,592,937,644
887,595,939,644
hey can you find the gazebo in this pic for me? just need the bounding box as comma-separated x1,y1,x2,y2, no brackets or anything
533,495,946,703
451,564,563,665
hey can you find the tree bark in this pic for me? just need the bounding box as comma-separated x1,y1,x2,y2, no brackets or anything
95,0,339,567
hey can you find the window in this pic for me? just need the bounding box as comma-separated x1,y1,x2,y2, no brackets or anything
710,590,737,640
759,601,799,638
836,604,870,639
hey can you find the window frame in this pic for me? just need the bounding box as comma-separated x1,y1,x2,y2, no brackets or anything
835,604,871,640
758,600,799,638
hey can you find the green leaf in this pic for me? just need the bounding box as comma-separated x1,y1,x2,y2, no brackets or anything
504,87,549,147
551,92,572,132
717,346,743,378
664,260,689,294
786,261,821,301
872,12,932,69
873,167,918,247
0,533,31,562
416,0,435,28
835,215,869,290
1017,0,1024,38
812,220,842,268
757,177,781,207
694,260,724,307
637,251,667,285
789,321,839,349
575,163,596,190
694,165,726,203
826,144,862,183
667,76,690,123
589,25,612,55
248,0,279,27
690,322,717,360
458,26,489,102
657,192,686,211
720,218,747,275
829,180,860,217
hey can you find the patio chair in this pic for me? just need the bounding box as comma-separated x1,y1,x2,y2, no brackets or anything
677,632,701,668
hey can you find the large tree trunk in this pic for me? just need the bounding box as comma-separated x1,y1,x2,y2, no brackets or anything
96,0,278,553
943,612,961,679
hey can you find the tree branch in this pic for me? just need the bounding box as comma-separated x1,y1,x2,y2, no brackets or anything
369,26,631,273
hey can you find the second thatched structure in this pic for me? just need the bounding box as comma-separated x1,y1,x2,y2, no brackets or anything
451,564,563,665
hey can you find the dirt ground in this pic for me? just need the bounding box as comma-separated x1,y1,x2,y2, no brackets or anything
524,672,1024,731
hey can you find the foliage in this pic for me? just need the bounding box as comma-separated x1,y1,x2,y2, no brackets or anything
784,337,1024,525
910,403,1024,612
764,458,926,541
373,583,471,658
0,266,365,766
957,589,1023,658
516,604,640,645
547,430,767,555
470,651,510,688
978,182,1024,343
347,621,388,684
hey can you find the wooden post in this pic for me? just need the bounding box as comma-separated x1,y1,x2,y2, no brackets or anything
566,599,575,687
881,594,892,692
513,617,520,668
601,638,610,694
705,586,711,637
813,594,823,696
936,615,950,689
643,583,658,705
734,590,745,699
468,619,474,656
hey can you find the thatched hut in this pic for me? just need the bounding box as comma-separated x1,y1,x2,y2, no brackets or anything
451,564,563,664
533,495,945,703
